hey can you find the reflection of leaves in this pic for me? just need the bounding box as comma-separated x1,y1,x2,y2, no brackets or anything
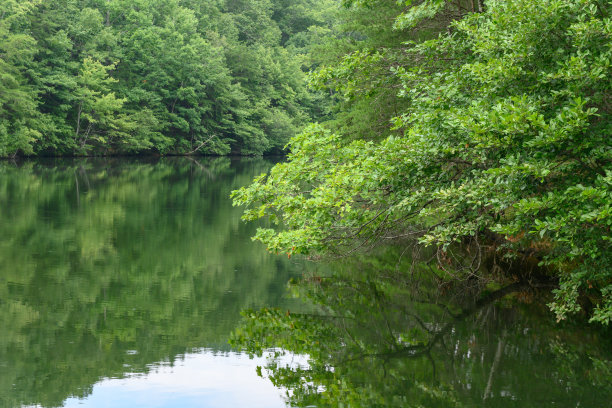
591,357,612,387
0,157,303,408
232,250,612,407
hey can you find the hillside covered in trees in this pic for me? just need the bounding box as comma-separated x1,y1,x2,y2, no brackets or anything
0,0,339,156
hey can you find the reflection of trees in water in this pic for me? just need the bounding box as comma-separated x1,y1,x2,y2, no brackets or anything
232,250,612,407
0,157,302,407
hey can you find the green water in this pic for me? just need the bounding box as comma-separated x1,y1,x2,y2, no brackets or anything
0,157,307,407
1,158,610,408
234,252,612,407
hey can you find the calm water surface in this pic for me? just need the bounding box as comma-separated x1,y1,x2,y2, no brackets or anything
1,158,610,407
0,157,307,407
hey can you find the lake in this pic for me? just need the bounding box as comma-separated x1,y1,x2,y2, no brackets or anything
1,158,610,407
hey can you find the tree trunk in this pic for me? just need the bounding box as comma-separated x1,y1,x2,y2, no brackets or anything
75,101,83,138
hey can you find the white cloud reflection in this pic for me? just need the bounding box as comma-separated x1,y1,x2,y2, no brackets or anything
61,350,307,408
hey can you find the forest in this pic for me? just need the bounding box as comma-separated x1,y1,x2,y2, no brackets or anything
0,0,337,156
2,0,611,324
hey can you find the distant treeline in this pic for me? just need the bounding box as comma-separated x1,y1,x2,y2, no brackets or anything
0,0,338,157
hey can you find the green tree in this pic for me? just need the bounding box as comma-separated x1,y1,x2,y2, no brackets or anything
0,0,46,156
73,58,135,152
233,0,612,323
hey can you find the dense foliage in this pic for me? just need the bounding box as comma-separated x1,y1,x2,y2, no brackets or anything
0,0,337,156
233,0,612,323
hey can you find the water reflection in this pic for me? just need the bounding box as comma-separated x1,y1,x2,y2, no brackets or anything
3,158,611,407
62,351,296,408
231,248,612,408
0,158,305,407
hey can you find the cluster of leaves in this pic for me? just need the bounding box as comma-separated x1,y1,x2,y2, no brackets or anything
233,0,612,323
0,0,337,156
